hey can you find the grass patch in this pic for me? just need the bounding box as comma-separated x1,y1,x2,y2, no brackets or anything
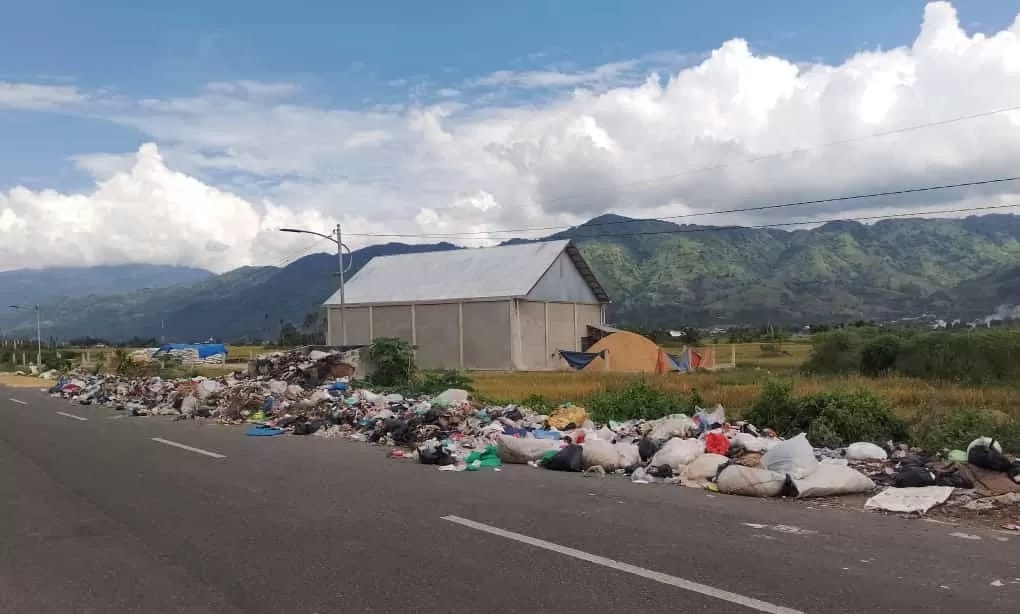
911,407,1020,453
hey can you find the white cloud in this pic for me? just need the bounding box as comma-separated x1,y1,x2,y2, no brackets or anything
0,81,85,110
7,1,1020,270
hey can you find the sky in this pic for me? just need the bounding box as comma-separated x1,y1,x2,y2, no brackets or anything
1,0,1020,272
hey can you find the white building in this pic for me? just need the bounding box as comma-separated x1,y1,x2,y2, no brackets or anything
322,239,611,370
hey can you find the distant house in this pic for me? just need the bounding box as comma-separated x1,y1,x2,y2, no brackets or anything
322,239,611,370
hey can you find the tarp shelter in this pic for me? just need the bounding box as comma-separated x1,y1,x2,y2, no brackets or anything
668,346,716,373
152,343,228,365
577,328,677,374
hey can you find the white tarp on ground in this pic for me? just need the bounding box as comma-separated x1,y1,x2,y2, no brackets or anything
864,486,955,514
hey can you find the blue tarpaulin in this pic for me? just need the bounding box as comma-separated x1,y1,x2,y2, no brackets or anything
558,349,606,370
153,343,228,359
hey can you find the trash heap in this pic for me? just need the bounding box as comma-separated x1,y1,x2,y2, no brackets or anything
40,353,1019,525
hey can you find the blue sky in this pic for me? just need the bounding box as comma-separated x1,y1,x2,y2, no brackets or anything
2,0,1015,187
2,1,1020,272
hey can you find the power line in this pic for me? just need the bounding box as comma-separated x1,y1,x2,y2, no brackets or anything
344,176,1020,238
340,202,1020,242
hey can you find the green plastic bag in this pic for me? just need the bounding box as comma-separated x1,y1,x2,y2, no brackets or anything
465,445,503,471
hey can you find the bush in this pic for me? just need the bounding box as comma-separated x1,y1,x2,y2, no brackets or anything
911,407,1020,453
587,380,694,423
414,370,474,395
859,335,901,376
895,329,1020,384
744,381,908,447
368,337,415,387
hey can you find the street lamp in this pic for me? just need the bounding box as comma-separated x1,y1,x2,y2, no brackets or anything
279,224,352,345
9,304,42,367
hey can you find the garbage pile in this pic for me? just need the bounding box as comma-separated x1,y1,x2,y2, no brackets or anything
40,351,1020,523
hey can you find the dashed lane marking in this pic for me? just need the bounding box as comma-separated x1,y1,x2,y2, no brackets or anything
56,411,88,421
150,438,226,459
7,398,28,405
442,515,804,614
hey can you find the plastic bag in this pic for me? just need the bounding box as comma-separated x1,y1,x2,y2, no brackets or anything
683,453,729,481
865,486,953,514
543,444,583,472
495,435,561,464
893,466,935,488
793,464,875,498
968,440,1012,472
705,432,730,455
1009,461,1020,484
548,405,588,430
649,437,705,470
638,437,659,462
418,441,454,466
716,464,788,497
967,437,1002,454
582,440,622,470
846,442,888,461
762,433,819,479
465,446,503,471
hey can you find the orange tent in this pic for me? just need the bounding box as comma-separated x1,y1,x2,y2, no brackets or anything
580,330,674,374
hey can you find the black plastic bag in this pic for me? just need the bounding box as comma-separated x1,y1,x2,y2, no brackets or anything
968,441,1012,472
543,444,583,472
647,464,674,478
934,470,974,489
894,466,936,488
293,420,321,435
1009,461,1020,484
418,445,453,466
638,437,659,463
504,407,523,422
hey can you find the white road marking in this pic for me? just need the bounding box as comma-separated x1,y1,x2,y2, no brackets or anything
150,438,226,459
442,515,804,614
55,411,88,421
7,398,28,405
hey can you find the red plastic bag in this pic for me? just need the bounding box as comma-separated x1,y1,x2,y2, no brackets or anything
705,432,730,456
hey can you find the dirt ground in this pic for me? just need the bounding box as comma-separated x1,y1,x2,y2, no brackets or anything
0,374,46,388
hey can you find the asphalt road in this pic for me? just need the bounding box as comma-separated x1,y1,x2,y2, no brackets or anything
2,387,1017,614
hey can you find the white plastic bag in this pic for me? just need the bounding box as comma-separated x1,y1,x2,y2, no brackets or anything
864,486,954,514
683,453,729,481
582,440,622,470
846,442,888,461
716,464,787,497
967,437,1002,454
648,437,704,470
793,463,876,498
595,426,618,441
495,435,561,464
762,433,819,479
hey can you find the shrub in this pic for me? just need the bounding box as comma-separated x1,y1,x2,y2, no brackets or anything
587,380,694,423
368,337,415,387
744,381,907,447
414,370,474,395
911,407,1020,453
859,335,901,376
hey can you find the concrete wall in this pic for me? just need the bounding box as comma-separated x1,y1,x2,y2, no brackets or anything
574,303,603,341
372,305,413,342
516,300,548,370
327,306,372,345
462,301,512,370
413,303,462,369
526,251,599,303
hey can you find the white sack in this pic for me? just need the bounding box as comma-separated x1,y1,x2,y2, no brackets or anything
595,426,618,441
683,453,730,481
846,442,888,461
716,465,787,497
762,433,818,479
864,486,954,514
793,464,876,498
495,436,561,464
196,379,222,400
434,388,470,404
649,438,705,470
614,442,641,470
582,440,622,470
648,415,693,443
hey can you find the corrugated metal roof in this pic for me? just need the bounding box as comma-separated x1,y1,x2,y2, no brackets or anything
323,239,610,305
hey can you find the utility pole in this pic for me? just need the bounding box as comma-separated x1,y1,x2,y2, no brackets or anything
279,224,351,346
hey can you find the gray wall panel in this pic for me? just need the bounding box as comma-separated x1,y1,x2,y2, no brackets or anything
462,301,512,370
414,303,461,369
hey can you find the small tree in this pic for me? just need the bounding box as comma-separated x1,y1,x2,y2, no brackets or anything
368,337,416,387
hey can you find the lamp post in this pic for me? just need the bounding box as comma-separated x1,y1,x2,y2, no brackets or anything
9,304,41,367
279,224,352,345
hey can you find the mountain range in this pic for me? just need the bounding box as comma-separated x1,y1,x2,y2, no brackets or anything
1,214,1019,341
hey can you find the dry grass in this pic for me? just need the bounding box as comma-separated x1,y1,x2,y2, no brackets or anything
470,340,1019,419
0,374,46,388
